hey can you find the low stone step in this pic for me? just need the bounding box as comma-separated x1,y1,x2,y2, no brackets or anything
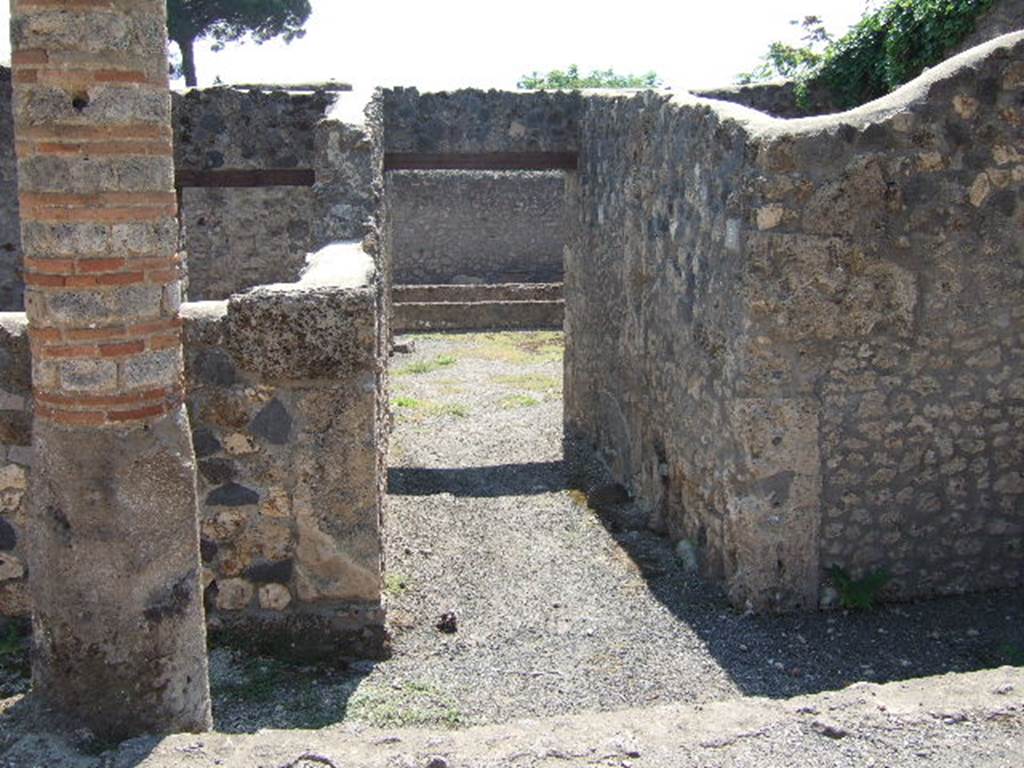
392,282,563,304
392,299,564,332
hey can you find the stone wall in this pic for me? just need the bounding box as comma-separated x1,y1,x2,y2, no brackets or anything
0,246,387,657
173,88,334,171
691,80,833,119
376,89,578,289
378,88,581,153
565,33,1024,611
174,88,374,301
179,186,317,299
389,170,565,284
314,120,377,249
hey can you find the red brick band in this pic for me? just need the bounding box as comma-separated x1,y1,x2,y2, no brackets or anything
16,0,117,9
24,253,182,288
32,330,182,359
21,141,171,157
18,124,172,141
34,385,184,427
14,68,165,88
29,316,182,345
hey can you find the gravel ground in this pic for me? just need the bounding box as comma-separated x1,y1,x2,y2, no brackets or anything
1,330,1022,742
339,331,1023,729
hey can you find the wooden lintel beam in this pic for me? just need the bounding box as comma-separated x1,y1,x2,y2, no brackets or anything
175,169,316,189
383,152,578,172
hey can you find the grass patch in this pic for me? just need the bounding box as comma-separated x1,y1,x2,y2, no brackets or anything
567,489,589,508
393,396,469,421
827,565,891,610
435,378,466,395
396,355,457,376
403,333,450,342
460,332,563,364
383,571,411,597
496,373,561,393
500,394,541,409
346,681,463,729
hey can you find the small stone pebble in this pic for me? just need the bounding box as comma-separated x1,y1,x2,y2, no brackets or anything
437,611,458,634
811,719,848,739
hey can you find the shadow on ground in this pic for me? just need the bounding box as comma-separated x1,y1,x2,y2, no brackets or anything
389,462,565,497
207,649,376,734
390,453,1024,700
578,470,1024,699
0,631,378,761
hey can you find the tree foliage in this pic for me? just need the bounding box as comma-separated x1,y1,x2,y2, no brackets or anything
739,0,994,109
167,0,312,87
738,16,832,84
517,65,662,91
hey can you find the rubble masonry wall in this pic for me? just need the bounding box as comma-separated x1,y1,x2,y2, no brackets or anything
565,33,1024,610
1,264,387,656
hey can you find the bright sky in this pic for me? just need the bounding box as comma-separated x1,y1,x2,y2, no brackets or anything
0,1,877,119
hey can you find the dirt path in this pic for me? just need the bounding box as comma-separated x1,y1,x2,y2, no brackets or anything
371,331,739,725
350,331,1022,731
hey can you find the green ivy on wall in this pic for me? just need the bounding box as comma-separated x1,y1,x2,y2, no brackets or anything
745,0,997,110
813,0,995,108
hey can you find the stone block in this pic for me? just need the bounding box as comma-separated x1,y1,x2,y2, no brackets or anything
192,427,221,458
0,464,26,491
258,583,292,611
206,482,260,508
226,285,377,381
119,348,182,390
59,358,118,392
215,578,254,611
198,458,236,485
0,517,16,551
250,398,292,444
0,553,24,581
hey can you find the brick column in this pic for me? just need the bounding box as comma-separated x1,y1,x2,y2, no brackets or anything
10,0,211,738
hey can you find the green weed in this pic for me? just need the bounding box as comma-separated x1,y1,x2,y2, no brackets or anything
500,394,541,409
396,355,457,376
461,332,563,364
496,373,561,393
0,623,29,685
383,571,411,597
346,681,462,728
567,489,590,508
827,565,891,610
393,396,468,421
